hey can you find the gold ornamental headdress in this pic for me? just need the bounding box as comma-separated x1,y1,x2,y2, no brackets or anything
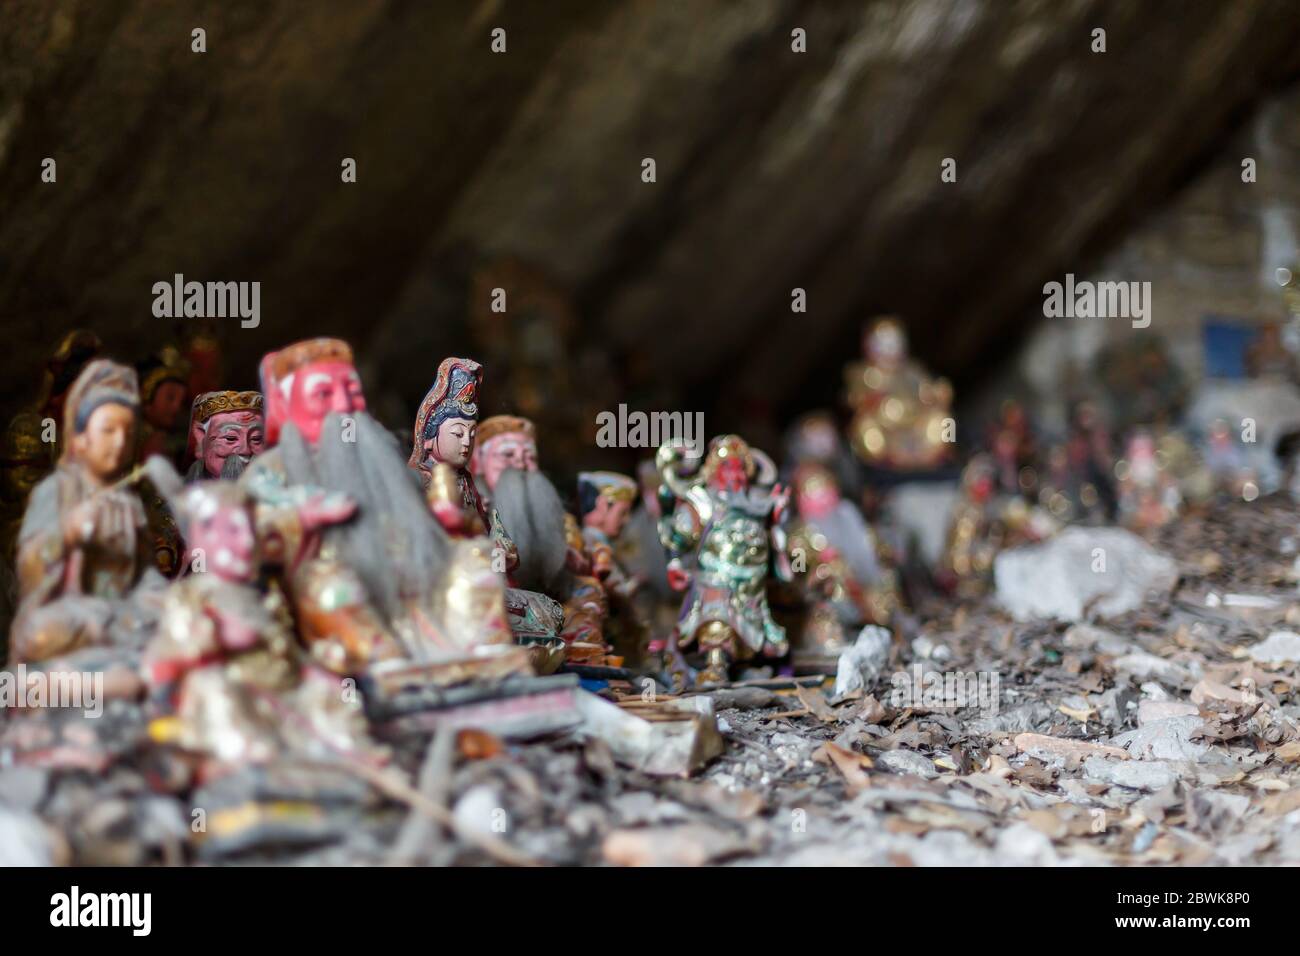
190,390,264,428
409,357,483,469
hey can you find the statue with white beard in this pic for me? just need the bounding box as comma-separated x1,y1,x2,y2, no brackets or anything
241,338,472,673
184,390,265,482
470,415,610,660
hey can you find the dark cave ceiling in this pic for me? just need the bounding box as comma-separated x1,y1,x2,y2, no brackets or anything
2,0,1300,435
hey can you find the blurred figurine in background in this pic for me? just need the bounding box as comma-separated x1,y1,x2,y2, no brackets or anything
184,390,265,482
1064,400,1116,521
577,471,646,663
844,316,954,472
10,361,166,663
577,471,638,594
785,462,899,669
35,330,105,465
1116,429,1181,532
656,434,790,687
1,411,48,569
144,478,381,770
0,331,104,644
179,319,225,399
783,410,860,499
937,455,1003,597
937,453,1058,597
987,399,1037,498
616,460,676,638
1094,337,1187,433
1201,418,1259,504
1246,321,1296,380
135,347,191,467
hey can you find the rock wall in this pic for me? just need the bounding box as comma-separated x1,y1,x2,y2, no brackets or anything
1,0,1299,439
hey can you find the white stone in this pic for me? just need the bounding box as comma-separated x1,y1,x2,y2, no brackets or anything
994,527,1178,622
833,625,893,697
1111,716,1208,761
1083,757,1180,791
877,749,939,779
1250,630,1300,664
0,807,57,866
1136,700,1199,725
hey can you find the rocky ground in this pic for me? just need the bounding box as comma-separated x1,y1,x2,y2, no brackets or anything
6,495,1300,866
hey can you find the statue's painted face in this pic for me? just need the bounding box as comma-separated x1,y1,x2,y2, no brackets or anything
199,410,265,479
475,431,537,489
146,380,188,431
430,417,477,469
285,361,365,445
71,403,136,482
190,501,256,585
585,495,632,539
710,456,748,494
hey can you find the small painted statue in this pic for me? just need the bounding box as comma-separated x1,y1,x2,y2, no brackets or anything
1202,418,1258,502
143,479,381,769
1245,322,1295,380
937,455,1004,597
785,463,899,663
184,390,265,481
844,317,954,471
135,347,192,467
411,357,486,514
10,360,167,663
1062,400,1117,521
577,470,648,664
410,371,572,656
987,398,1037,498
782,410,861,499
241,337,439,671
656,434,791,686
470,414,608,658
1,332,103,644
1117,429,1181,532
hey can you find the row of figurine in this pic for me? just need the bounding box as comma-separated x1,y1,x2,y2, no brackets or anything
0,317,1276,771
0,334,926,772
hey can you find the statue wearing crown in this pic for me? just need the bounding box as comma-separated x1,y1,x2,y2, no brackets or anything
844,317,954,471
656,434,791,686
184,390,265,482
411,361,566,662
464,412,617,662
